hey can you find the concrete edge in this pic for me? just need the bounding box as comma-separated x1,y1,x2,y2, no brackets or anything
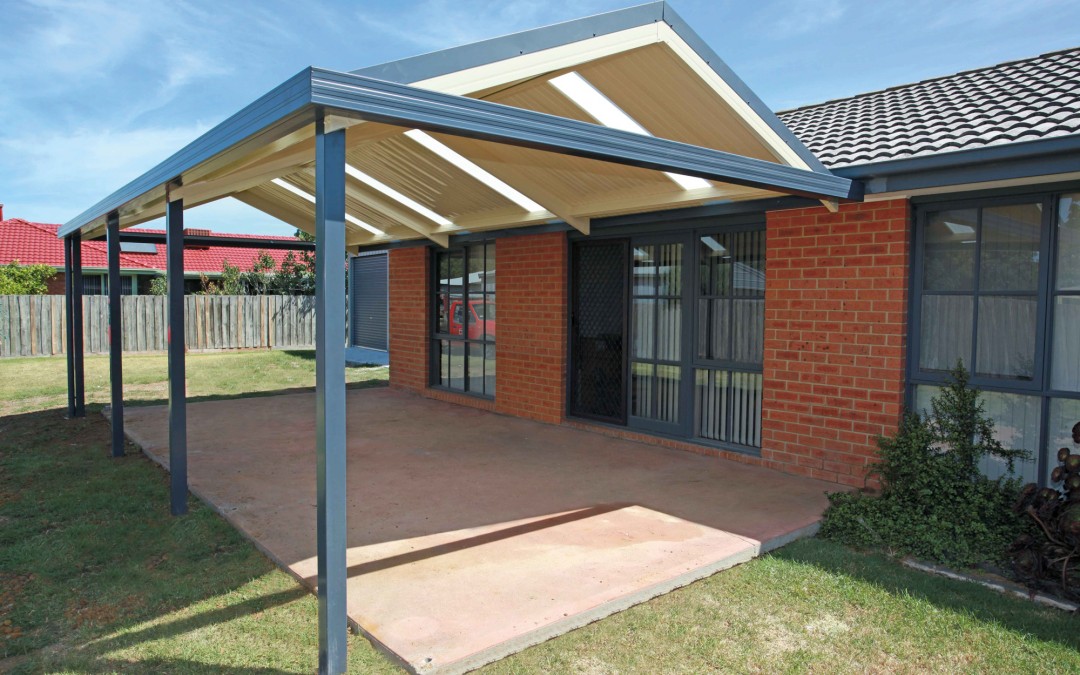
429,519,823,675
902,559,1079,612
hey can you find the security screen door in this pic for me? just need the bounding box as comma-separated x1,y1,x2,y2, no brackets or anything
570,235,692,435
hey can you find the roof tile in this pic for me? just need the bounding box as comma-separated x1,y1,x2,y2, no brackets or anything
778,47,1080,168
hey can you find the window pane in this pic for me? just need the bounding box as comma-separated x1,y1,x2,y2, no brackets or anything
484,344,497,396
438,339,450,387
1056,193,1080,291
923,209,977,291
706,298,731,361
980,391,1041,483
695,369,729,441
1052,296,1080,391
1047,398,1080,485
631,362,654,418
632,245,656,295
699,235,729,296
449,340,465,390
731,230,765,296
976,295,1037,380
730,371,763,447
980,203,1042,292
655,365,681,423
631,299,655,359
467,342,483,394
915,386,1038,483
437,252,450,334
658,243,682,296
919,295,973,371
656,299,681,362
733,299,765,364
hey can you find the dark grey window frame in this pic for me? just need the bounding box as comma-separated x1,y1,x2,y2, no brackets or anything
909,185,1080,486
429,241,496,399
567,213,766,456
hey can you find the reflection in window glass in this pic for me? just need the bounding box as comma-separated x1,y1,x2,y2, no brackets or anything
1057,193,1080,291
980,203,1042,291
923,209,977,291
914,386,1038,483
1047,398,1080,485
975,296,1037,380
431,242,495,396
919,295,972,371
1052,296,1080,392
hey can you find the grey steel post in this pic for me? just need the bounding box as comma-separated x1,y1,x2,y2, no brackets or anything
166,196,188,515
72,231,85,417
64,236,76,417
107,212,124,456
315,116,348,675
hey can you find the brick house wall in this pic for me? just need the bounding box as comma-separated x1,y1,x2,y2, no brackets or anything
387,231,569,424
387,200,912,487
761,199,911,487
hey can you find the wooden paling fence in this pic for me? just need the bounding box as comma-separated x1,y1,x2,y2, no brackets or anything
0,295,316,357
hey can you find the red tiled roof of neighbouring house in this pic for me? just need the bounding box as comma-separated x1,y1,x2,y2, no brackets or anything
0,218,305,275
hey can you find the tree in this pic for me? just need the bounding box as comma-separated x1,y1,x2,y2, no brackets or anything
148,275,168,296
0,261,57,295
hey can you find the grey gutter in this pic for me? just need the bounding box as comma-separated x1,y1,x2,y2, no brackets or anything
834,134,1080,193
61,67,859,238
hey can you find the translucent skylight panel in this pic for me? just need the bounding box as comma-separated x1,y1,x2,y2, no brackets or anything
403,130,545,213
344,164,453,227
271,178,384,236
549,72,712,191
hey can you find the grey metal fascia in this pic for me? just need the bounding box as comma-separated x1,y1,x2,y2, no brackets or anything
834,134,1080,180
311,69,860,200
59,69,315,238
350,2,667,81
657,4,829,174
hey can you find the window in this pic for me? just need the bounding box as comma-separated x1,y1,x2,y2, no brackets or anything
911,190,1080,485
81,274,135,296
432,242,495,397
694,229,765,447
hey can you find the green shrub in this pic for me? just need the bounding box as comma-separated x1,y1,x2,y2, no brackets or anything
820,364,1030,567
0,261,56,295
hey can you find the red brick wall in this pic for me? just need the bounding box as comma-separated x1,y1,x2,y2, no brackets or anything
46,272,66,295
386,232,569,424
388,247,429,392
762,199,911,487
493,232,567,424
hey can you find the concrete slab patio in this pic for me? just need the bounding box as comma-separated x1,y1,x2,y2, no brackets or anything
121,388,833,674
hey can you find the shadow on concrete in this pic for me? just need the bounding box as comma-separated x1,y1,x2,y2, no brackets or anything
306,504,630,584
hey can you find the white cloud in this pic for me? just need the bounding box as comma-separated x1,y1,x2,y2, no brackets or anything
356,0,619,51
0,124,209,223
769,0,846,38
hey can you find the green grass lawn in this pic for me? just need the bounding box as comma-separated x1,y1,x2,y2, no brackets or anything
1,351,1077,673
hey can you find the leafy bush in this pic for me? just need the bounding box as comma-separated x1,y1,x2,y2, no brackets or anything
0,261,57,295
148,275,168,296
820,364,1030,567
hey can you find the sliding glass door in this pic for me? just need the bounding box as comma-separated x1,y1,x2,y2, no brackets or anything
569,221,765,454
629,236,691,434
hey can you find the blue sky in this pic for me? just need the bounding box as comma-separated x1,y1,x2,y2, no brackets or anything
2,0,1078,235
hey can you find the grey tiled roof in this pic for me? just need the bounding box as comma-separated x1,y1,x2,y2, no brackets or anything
777,47,1080,169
